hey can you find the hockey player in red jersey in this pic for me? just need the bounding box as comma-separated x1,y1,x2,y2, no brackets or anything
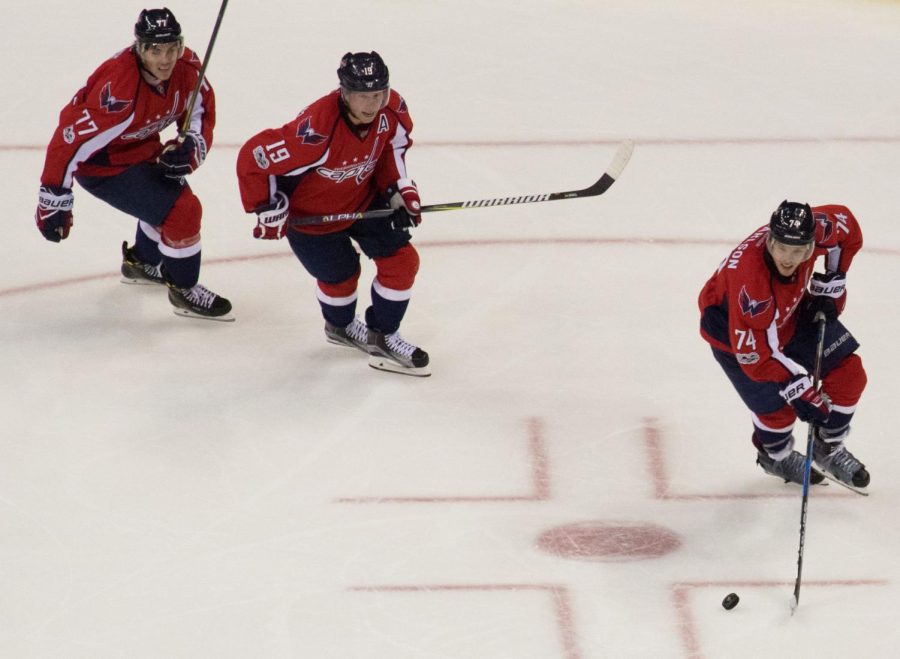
236,51,429,376
699,200,869,488
35,8,232,320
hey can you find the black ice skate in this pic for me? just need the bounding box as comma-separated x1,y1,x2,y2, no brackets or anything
121,241,165,285
167,283,234,322
756,450,825,486
367,330,430,377
813,433,870,488
324,317,370,354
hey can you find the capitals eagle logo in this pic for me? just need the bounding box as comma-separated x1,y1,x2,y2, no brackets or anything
100,82,132,113
738,285,773,318
297,117,326,145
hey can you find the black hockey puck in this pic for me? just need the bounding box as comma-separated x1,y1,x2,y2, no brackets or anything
722,593,740,610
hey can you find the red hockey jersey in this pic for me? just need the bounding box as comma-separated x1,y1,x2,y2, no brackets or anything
39,46,214,188
698,205,863,383
236,89,413,235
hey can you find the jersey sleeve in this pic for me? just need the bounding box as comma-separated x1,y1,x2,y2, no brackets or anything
813,204,863,274
39,54,140,189
236,112,333,212
373,91,414,192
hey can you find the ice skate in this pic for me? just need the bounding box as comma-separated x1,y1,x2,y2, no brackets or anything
813,433,870,488
368,330,430,377
167,283,234,321
120,241,164,285
756,450,825,486
325,317,370,354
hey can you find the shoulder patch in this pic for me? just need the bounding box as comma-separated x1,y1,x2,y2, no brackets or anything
100,81,132,113
736,352,760,365
296,117,326,145
252,145,270,169
738,285,773,318
815,212,834,243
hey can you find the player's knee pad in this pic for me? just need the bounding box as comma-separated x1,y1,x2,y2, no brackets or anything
160,188,202,249
823,353,867,406
373,244,419,292
318,265,361,303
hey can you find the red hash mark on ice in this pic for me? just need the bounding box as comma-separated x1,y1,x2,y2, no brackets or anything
671,579,889,659
349,582,582,659
643,417,857,501
335,416,551,503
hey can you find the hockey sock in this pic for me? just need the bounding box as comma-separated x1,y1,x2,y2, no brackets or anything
161,251,201,289
365,282,410,334
133,221,162,265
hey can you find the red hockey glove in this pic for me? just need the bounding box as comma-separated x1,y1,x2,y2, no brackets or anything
253,191,289,240
780,374,832,423
35,185,74,242
806,271,846,322
389,178,422,229
158,131,207,179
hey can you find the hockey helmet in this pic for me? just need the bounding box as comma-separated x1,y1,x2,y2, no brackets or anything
337,52,390,92
769,200,815,246
134,7,182,44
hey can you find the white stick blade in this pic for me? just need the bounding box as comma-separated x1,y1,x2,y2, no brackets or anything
607,139,635,180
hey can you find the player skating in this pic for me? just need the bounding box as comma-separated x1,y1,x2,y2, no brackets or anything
35,8,232,320
698,200,869,488
236,52,428,376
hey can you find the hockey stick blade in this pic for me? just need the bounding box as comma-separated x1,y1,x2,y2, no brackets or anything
288,139,635,227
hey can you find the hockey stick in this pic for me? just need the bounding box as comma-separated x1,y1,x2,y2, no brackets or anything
178,0,229,137
288,139,635,228
790,310,827,615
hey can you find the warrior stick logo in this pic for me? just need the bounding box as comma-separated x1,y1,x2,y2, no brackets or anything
738,285,773,318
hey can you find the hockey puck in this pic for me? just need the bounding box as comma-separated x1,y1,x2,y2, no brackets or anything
722,593,740,610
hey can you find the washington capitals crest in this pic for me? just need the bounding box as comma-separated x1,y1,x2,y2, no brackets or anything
816,213,833,242
296,117,326,145
738,285,773,318
100,82,132,113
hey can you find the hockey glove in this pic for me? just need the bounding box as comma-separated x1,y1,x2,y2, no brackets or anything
388,178,422,229
253,191,289,240
780,374,832,423
35,185,74,242
158,131,207,179
805,271,846,322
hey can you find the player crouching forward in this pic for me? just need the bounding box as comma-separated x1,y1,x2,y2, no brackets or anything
698,200,869,489
236,51,429,376
35,8,231,321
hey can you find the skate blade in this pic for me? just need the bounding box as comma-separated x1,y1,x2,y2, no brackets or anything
326,336,371,353
368,355,431,377
120,276,164,286
172,307,235,322
811,465,869,496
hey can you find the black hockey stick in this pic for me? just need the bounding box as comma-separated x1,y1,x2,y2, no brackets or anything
288,139,634,228
790,310,827,615
179,0,229,137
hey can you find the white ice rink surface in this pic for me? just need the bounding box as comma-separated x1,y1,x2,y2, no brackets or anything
3,0,900,657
